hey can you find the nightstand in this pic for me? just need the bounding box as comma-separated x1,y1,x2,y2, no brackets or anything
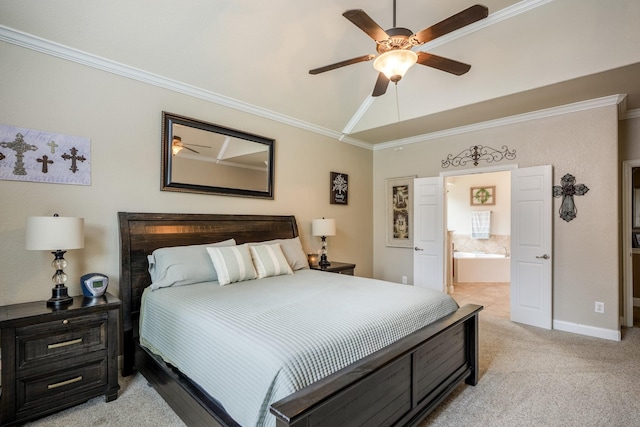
310,261,356,275
0,293,120,426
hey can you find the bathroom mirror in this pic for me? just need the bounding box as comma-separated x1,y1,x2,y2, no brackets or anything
161,112,274,198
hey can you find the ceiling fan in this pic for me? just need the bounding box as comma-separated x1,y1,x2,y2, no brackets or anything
309,2,488,96
171,136,209,156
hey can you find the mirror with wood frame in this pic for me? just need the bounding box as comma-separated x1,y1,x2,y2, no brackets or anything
161,112,274,198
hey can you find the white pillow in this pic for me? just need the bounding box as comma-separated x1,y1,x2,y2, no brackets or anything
148,239,236,290
249,243,293,279
249,237,309,270
206,244,257,286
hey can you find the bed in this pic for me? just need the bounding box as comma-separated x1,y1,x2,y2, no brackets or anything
118,212,482,427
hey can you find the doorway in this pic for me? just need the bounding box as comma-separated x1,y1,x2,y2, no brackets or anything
445,170,511,318
413,165,552,329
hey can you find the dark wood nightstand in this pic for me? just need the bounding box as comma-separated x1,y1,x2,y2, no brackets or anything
310,261,356,275
0,293,120,426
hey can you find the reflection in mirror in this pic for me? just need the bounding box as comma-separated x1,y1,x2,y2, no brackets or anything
162,112,274,198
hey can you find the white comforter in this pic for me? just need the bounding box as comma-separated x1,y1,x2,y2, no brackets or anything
139,269,458,427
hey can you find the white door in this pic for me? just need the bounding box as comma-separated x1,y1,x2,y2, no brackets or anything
511,165,553,329
413,176,444,291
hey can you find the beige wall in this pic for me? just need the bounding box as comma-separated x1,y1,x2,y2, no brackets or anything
620,116,640,161
0,42,373,306
373,105,620,332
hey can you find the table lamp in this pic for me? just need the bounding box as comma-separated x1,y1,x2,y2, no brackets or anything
25,214,85,307
312,218,336,267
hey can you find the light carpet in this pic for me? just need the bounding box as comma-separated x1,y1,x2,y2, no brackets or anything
27,315,640,426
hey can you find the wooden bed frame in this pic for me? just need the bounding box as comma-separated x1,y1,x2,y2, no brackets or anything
118,212,482,427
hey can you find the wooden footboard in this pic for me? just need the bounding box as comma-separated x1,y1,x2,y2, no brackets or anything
270,304,481,427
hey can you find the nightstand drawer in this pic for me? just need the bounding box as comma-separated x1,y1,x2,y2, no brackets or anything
16,313,108,370
16,359,107,417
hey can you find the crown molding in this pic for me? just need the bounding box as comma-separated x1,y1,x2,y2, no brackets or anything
0,25,351,146
623,108,640,120
374,94,627,151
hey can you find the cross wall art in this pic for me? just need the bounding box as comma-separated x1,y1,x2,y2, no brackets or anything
0,124,90,186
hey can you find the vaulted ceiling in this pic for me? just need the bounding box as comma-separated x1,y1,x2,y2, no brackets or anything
1,0,639,148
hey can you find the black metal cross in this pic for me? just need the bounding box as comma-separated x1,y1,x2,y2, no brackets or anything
61,147,86,173
37,155,54,173
553,173,589,222
0,133,38,175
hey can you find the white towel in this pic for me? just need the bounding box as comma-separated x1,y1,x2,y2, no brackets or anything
471,211,491,239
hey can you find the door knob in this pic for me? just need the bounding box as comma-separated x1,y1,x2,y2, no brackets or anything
414,247,424,251
536,254,550,259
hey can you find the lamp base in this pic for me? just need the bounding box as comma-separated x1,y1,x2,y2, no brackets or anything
319,254,331,267
47,285,73,308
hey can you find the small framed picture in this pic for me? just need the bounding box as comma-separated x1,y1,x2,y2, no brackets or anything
633,232,640,248
470,186,495,206
330,172,348,205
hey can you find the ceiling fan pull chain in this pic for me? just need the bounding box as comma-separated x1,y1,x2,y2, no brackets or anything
395,84,401,123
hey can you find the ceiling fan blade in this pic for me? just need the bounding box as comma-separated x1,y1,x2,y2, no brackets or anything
184,143,209,148
416,52,471,75
372,72,389,97
184,146,200,154
343,9,389,42
413,4,488,45
309,54,375,74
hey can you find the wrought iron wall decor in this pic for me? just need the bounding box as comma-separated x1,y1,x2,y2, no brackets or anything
442,145,516,168
552,173,589,222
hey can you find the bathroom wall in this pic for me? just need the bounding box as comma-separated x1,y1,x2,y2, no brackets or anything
446,170,511,255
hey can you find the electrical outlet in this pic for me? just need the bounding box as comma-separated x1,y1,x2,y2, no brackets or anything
595,301,605,313
402,276,407,284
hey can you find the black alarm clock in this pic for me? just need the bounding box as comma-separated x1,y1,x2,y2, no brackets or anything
81,273,109,297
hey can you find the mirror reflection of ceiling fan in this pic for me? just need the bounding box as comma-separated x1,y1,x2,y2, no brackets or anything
171,136,210,156
309,2,489,96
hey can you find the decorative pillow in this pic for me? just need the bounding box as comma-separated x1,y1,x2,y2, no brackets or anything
249,243,294,279
148,238,236,290
249,237,309,270
206,244,257,286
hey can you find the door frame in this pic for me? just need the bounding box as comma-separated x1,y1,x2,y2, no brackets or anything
622,159,640,327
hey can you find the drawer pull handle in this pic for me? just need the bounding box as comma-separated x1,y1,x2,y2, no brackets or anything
47,375,83,389
48,338,83,349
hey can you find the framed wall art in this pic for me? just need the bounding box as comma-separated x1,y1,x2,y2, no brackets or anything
470,186,495,206
330,172,348,205
386,176,415,248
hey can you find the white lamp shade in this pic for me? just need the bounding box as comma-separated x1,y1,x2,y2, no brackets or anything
312,218,336,237
373,50,418,81
25,216,85,251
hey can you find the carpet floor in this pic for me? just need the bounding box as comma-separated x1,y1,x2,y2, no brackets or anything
26,314,640,427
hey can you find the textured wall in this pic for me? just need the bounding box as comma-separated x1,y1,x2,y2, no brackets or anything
373,104,620,332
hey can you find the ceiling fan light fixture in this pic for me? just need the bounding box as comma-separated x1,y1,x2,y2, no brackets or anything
373,50,418,83
172,135,183,156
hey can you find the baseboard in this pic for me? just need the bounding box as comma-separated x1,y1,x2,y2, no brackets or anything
553,320,621,341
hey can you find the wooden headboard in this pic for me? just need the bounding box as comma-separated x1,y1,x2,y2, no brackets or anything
117,212,299,375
